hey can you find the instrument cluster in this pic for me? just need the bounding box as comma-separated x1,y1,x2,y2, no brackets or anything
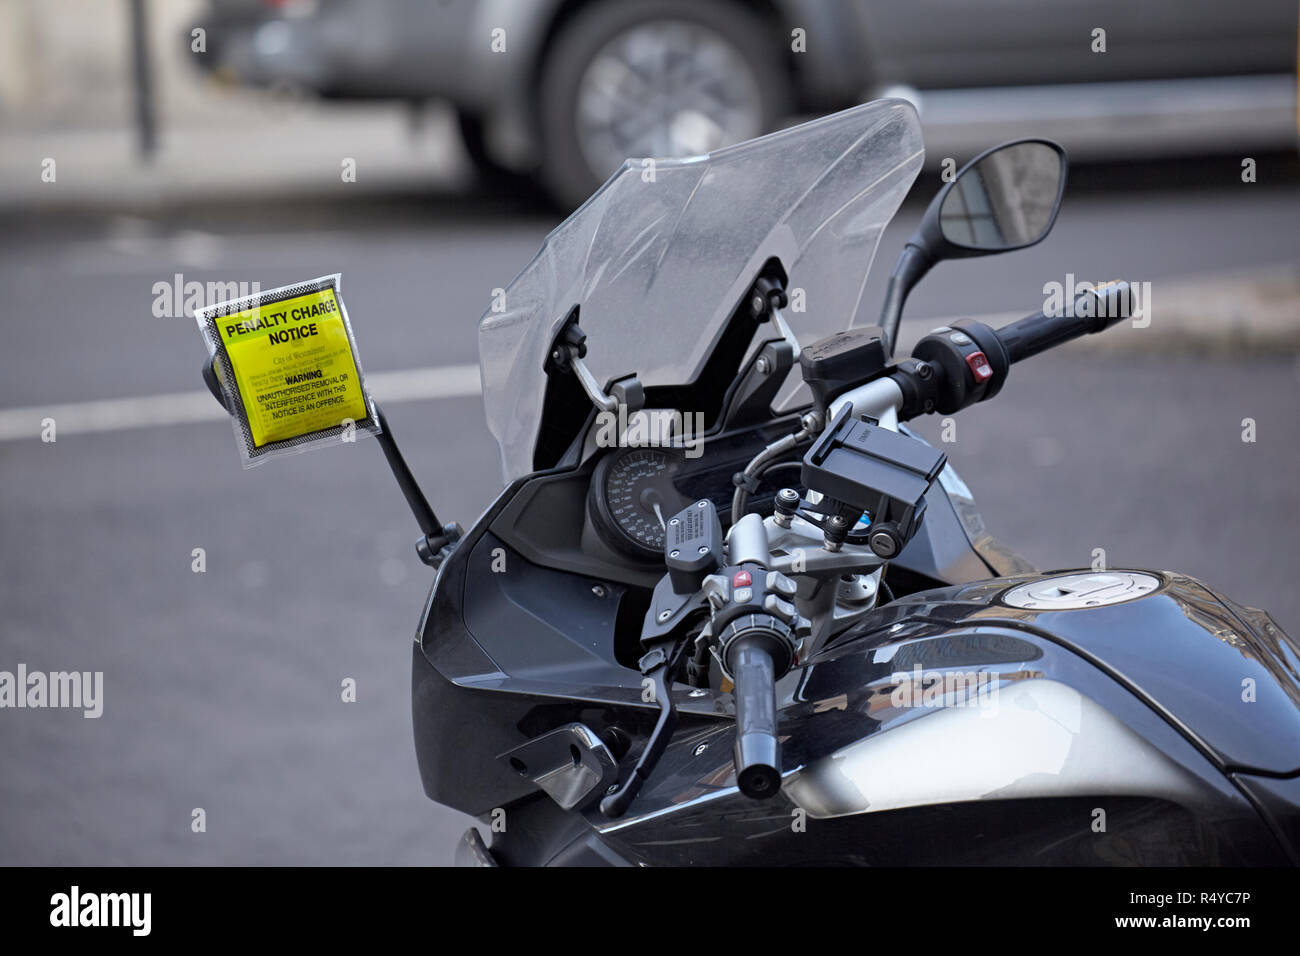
584,421,805,563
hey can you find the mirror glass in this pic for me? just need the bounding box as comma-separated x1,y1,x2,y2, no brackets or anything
939,142,1063,250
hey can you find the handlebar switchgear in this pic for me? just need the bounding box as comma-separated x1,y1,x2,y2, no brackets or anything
895,281,1134,420
699,528,808,799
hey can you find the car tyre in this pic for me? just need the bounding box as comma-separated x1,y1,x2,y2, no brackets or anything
537,0,793,209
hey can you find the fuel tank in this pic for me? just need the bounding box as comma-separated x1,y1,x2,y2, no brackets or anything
547,569,1300,866
863,570,1300,777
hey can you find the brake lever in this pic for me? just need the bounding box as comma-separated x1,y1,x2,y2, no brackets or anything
599,636,690,819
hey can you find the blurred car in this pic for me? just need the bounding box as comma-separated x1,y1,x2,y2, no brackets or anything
193,0,1298,206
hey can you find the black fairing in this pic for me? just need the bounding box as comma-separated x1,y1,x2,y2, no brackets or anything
414,475,1300,865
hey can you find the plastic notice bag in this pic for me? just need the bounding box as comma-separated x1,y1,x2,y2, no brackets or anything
195,273,380,467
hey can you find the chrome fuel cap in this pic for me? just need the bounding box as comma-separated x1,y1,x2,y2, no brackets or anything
1001,571,1161,610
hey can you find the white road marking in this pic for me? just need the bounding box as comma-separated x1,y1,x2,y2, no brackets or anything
0,311,1027,443
0,363,482,442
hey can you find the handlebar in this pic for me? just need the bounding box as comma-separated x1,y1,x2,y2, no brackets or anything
994,281,1134,364
617,281,1131,818
894,281,1133,420
729,635,782,799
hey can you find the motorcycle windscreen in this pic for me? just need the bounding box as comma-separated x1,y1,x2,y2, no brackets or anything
479,98,925,482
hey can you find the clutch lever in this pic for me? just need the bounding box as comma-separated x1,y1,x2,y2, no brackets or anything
599,636,690,819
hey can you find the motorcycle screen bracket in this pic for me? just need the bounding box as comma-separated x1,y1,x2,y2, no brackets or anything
545,308,645,414
801,406,946,548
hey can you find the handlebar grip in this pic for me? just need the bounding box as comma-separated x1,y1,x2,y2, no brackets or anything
730,636,781,799
995,281,1133,364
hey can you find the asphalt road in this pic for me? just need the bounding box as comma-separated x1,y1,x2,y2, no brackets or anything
1,163,1298,864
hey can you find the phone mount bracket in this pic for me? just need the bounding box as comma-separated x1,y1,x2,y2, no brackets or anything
801,405,946,558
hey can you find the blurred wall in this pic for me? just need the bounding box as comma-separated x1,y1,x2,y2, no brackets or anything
0,0,218,129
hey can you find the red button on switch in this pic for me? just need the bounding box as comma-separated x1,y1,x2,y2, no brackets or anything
733,571,752,587
965,350,993,383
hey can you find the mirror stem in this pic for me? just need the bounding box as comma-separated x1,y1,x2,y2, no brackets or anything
880,242,933,356
201,359,456,565
373,404,442,539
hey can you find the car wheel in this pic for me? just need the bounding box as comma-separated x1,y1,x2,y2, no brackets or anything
538,0,793,209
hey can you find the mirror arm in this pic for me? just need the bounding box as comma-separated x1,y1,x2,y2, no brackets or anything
201,358,456,566
880,242,934,357
372,404,438,538
372,404,462,565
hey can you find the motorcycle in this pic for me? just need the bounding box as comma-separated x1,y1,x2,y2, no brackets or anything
207,99,1300,865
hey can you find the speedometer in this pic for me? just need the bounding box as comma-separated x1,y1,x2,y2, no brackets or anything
589,447,692,560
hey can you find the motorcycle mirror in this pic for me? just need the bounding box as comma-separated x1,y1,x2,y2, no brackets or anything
932,139,1066,255
879,138,1067,355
